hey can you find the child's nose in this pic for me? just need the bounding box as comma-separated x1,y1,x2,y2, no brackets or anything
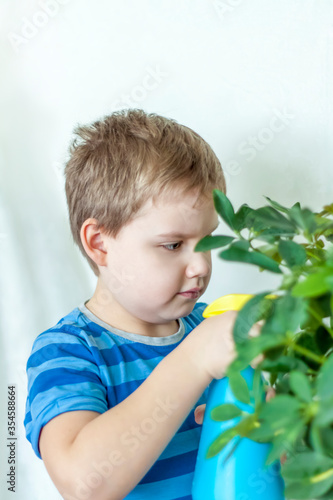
186,252,211,278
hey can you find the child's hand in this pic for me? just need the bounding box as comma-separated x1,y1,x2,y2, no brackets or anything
194,404,206,425
189,312,262,381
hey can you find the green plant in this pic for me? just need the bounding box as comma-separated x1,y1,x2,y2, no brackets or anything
196,189,333,499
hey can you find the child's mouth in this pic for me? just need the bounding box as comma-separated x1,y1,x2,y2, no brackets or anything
177,289,202,299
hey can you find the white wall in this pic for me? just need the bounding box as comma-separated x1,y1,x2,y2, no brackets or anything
1,1,332,498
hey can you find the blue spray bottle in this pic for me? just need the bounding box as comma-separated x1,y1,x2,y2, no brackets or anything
192,294,285,500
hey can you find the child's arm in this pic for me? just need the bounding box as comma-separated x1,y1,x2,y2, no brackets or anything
39,311,244,500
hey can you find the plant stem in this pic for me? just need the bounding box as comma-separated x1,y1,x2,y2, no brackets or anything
306,251,321,262
290,343,325,365
311,467,333,484
308,306,333,340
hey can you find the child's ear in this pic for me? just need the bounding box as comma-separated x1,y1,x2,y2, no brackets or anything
80,218,108,267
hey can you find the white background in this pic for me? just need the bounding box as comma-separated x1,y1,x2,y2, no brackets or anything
1,1,333,498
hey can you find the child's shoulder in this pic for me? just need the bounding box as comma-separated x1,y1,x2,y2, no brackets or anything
30,304,106,354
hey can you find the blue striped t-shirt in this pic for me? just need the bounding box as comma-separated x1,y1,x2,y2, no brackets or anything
24,301,210,500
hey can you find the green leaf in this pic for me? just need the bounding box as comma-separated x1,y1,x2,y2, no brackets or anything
255,243,279,259
280,273,299,290
322,203,333,215
235,334,286,368
266,419,305,464
228,371,251,404
301,301,325,332
253,233,281,243
227,356,252,373
255,395,304,458
259,356,308,374
195,234,235,252
315,217,333,234
314,397,333,427
233,204,254,232
226,240,251,252
207,414,259,459
252,368,265,409
258,394,302,429
282,451,333,480
251,206,297,233
315,326,332,356
263,345,286,362
261,295,309,336
327,246,333,264
283,452,333,499
288,205,318,233
233,292,274,343
292,269,333,298
248,421,276,442
278,239,307,267
219,245,282,274
295,333,323,370
285,477,333,500
235,413,258,437
326,275,333,292
315,294,332,320
317,355,333,401
316,427,333,455
310,423,326,454
213,189,236,230
255,227,296,238
265,196,291,214
206,427,239,458
289,371,312,403
211,403,242,422
248,250,283,274
307,247,327,265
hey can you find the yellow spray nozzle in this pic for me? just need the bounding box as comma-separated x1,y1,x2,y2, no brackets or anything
203,293,276,318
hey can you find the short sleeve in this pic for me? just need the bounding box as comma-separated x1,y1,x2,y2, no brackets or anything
24,329,108,459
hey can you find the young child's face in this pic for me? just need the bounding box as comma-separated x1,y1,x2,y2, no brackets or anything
98,189,219,330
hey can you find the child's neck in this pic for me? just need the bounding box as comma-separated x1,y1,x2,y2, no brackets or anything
86,282,179,338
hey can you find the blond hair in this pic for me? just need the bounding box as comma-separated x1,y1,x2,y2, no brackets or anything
64,109,226,276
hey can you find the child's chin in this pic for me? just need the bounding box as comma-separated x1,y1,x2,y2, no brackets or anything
178,301,197,317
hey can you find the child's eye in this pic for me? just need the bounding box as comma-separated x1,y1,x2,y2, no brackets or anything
162,242,182,251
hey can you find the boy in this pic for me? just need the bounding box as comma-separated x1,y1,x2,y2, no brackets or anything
24,109,257,500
